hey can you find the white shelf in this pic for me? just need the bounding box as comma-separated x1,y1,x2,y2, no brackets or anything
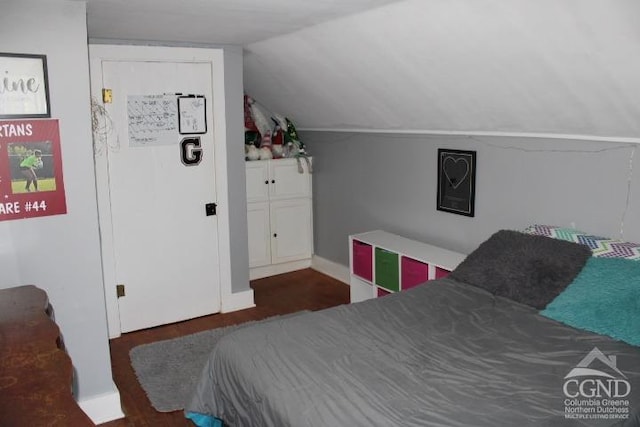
349,230,466,303
351,230,464,271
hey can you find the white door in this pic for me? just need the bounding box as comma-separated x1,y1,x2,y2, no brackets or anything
99,58,221,333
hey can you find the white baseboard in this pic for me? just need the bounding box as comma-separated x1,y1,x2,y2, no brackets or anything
221,288,256,313
77,385,124,424
311,255,350,284
249,259,312,280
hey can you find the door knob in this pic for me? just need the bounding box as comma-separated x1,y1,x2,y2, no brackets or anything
205,203,217,216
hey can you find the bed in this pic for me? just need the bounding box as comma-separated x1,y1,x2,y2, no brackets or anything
186,229,640,427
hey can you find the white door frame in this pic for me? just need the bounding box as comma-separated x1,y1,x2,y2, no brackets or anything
89,44,234,338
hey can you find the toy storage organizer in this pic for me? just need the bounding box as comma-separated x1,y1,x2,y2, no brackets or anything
349,230,466,303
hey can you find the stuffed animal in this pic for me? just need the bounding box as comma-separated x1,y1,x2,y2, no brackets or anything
245,144,260,161
270,121,285,158
271,143,284,159
259,146,273,160
244,95,312,172
244,95,259,131
283,118,312,173
247,96,273,148
245,130,261,148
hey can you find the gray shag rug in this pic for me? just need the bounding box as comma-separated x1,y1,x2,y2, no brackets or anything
130,312,306,412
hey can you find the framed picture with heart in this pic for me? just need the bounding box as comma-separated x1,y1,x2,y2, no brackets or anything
437,148,476,217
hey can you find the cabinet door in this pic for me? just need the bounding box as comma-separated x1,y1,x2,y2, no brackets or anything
245,161,269,202
269,158,312,200
270,199,313,264
247,202,271,268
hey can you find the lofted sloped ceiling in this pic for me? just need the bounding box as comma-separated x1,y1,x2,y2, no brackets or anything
243,0,640,139
84,0,404,45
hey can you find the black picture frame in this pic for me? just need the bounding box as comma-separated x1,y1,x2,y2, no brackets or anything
178,95,207,135
0,52,51,119
437,149,476,217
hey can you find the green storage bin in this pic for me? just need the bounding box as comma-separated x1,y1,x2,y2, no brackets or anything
375,248,399,292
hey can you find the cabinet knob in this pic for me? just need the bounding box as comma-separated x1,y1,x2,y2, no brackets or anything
273,233,277,238
264,180,269,184
271,179,275,184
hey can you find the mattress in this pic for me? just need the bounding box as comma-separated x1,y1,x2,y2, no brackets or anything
186,278,640,426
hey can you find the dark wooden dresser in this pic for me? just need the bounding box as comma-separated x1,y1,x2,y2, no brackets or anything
0,285,95,426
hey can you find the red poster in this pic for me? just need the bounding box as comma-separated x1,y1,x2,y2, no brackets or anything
0,119,67,221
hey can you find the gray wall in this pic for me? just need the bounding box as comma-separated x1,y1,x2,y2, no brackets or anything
0,0,115,401
305,131,639,265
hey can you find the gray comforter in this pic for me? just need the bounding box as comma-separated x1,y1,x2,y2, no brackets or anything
186,279,640,426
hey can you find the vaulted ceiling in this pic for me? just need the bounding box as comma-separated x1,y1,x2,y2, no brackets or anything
243,0,640,138
84,0,403,45
85,0,640,139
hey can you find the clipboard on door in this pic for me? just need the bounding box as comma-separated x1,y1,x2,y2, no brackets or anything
178,95,207,135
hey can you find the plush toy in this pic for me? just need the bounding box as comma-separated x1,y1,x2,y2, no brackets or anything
282,118,312,173
271,142,284,159
259,146,273,160
272,113,288,136
245,144,260,161
244,95,259,132
245,130,261,147
244,95,312,172
270,120,285,158
247,96,273,148
244,96,262,158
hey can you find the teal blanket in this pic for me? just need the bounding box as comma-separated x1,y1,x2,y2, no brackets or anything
541,257,640,347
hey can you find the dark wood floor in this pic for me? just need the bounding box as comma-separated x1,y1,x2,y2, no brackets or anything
99,268,350,427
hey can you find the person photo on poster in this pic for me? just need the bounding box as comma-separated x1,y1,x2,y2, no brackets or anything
11,142,56,193
18,148,43,192
437,149,476,217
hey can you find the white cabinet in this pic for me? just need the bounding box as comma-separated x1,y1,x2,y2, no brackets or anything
270,199,313,264
247,201,271,268
246,165,270,202
246,158,313,279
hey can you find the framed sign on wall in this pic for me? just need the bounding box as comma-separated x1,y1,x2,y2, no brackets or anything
178,95,207,135
0,53,51,119
437,148,476,217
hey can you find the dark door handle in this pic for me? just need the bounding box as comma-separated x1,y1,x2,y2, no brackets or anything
205,203,217,216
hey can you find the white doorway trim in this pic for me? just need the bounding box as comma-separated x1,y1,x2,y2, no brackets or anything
89,44,234,338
